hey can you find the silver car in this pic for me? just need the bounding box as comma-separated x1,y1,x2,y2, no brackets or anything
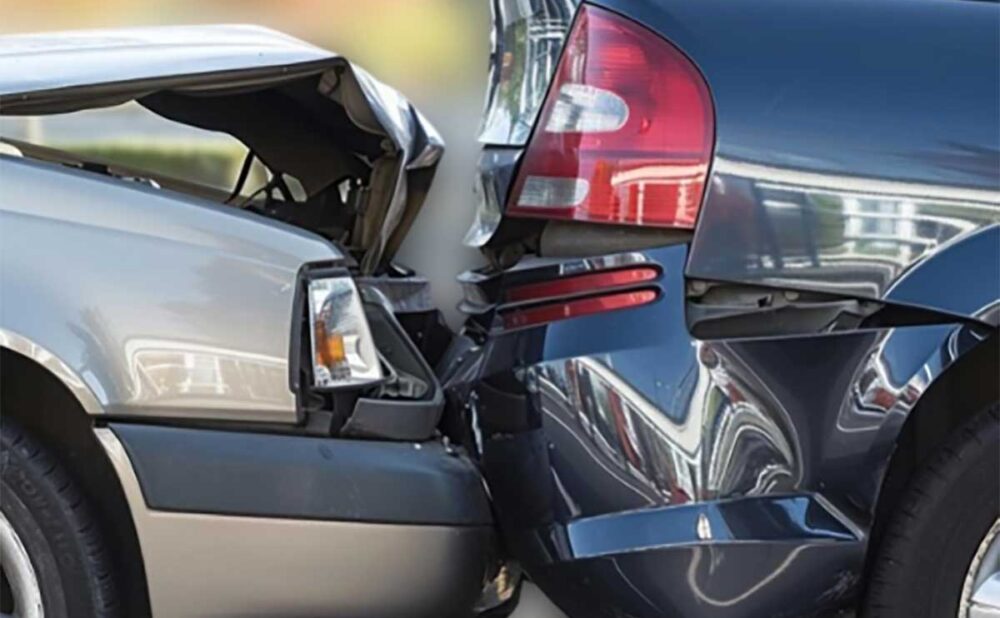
0,26,500,618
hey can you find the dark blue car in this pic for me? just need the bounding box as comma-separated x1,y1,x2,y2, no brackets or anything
442,0,1000,616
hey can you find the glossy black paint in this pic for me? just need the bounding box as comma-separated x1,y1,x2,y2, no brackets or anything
455,0,999,614
477,0,999,315
885,224,1000,322
444,244,991,616
600,0,1000,308
601,0,998,190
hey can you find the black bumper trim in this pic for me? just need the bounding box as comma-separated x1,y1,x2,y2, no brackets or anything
110,423,492,526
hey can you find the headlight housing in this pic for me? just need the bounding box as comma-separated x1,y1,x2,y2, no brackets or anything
308,276,382,389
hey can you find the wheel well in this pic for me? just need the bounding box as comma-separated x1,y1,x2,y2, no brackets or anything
864,331,999,582
0,348,151,617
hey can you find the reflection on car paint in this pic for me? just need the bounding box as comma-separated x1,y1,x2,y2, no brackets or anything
690,158,1000,299
478,0,580,147
462,244,990,616
122,338,292,413
566,494,856,559
526,349,799,508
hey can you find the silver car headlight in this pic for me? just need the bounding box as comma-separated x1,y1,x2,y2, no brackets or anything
308,277,382,389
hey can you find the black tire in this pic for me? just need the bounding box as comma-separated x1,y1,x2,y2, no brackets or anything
0,419,119,618
863,405,1000,617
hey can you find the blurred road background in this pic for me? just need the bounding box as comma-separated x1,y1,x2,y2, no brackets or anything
0,1,566,615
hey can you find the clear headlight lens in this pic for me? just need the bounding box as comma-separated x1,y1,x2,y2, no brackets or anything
308,277,382,389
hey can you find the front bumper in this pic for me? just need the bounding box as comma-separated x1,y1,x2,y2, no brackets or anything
97,425,493,618
444,243,976,617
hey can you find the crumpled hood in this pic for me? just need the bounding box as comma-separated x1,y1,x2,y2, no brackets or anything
0,24,443,273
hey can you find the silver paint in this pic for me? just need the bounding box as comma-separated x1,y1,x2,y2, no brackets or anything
0,327,103,416
0,24,443,272
0,156,336,421
0,25,331,96
94,428,492,618
0,25,445,419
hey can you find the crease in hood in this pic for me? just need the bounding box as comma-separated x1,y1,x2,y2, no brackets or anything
0,24,444,274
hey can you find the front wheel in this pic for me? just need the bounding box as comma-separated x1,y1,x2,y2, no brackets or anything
1,420,119,618
864,406,1000,618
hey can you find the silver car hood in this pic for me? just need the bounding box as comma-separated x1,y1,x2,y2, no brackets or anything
0,25,334,95
0,25,443,273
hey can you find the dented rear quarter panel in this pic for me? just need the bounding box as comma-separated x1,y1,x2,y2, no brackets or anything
454,244,991,617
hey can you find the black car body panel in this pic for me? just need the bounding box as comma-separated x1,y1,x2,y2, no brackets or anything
111,423,492,525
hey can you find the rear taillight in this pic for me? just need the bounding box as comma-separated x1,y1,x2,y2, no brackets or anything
505,266,658,302
501,289,657,329
499,264,660,329
507,5,714,229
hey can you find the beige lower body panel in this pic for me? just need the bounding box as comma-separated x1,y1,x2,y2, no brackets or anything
95,428,490,618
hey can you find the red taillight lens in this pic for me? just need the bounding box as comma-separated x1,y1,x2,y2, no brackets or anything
501,289,657,330
506,266,659,302
507,5,714,229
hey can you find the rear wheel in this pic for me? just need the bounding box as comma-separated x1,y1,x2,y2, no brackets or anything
0,420,118,618
962,518,1000,618
864,406,1000,618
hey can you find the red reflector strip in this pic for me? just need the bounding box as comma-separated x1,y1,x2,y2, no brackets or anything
501,289,657,330
506,267,659,303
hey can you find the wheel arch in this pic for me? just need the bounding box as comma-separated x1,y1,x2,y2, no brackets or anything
0,328,104,415
1,347,151,617
864,330,999,581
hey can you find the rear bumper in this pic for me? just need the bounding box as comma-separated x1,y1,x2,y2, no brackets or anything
97,425,493,618
445,243,977,617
